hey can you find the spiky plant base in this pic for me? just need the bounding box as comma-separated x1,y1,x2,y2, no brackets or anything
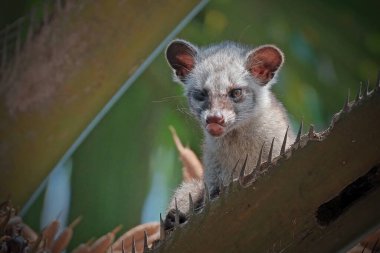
0,200,40,253
0,200,121,253
146,81,380,253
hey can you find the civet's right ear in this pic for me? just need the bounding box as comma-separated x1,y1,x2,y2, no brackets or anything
166,39,198,82
245,45,284,86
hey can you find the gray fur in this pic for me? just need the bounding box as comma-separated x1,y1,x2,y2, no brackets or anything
165,40,295,220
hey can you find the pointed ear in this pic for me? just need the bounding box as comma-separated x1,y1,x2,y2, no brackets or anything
166,40,198,82
245,45,284,86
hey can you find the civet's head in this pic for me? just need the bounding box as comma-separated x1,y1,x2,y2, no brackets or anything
166,39,284,138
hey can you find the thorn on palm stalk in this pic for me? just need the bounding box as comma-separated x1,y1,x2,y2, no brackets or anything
280,126,288,155
239,154,249,185
229,159,240,184
255,142,264,171
268,138,275,163
151,240,160,250
343,89,350,112
121,240,125,253
376,70,380,90
308,124,315,138
295,120,303,144
364,80,370,97
371,238,379,253
246,142,265,182
143,231,149,253
159,214,165,241
131,236,136,253
356,82,362,101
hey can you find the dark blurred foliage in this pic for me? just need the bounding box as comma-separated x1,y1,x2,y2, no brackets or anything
185,0,380,130
0,0,43,28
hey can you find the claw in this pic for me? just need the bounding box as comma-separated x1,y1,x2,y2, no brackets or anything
218,177,224,195
280,126,289,155
174,198,180,227
204,183,210,205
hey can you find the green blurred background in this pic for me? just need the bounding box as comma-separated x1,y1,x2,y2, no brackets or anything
1,0,379,249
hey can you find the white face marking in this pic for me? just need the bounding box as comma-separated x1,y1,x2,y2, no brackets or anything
176,42,277,137
201,109,236,125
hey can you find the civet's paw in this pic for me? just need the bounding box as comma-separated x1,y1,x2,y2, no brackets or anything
164,209,188,230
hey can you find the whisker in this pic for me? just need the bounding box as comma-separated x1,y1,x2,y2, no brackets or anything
151,95,184,103
176,106,194,117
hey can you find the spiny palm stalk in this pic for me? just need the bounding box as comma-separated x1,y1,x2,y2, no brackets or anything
149,78,380,252
0,199,124,253
0,199,76,253
1,77,379,253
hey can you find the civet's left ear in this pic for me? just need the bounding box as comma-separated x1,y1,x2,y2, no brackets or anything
166,39,198,83
245,45,284,86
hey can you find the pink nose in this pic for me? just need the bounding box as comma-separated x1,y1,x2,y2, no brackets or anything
206,115,225,125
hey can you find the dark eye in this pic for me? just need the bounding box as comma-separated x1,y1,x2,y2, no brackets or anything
229,88,243,99
192,89,208,101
